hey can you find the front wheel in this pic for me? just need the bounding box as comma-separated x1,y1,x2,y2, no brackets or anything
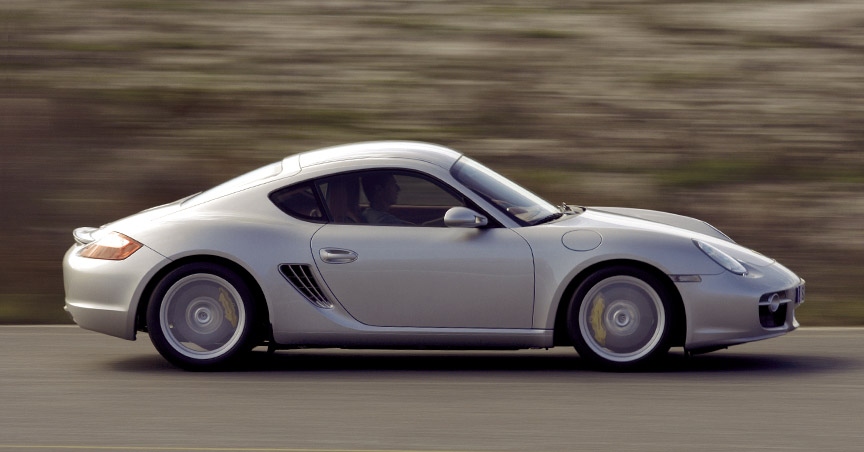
567,266,676,370
146,262,259,370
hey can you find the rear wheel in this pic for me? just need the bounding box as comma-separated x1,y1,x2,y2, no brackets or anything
567,266,675,370
147,262,258,370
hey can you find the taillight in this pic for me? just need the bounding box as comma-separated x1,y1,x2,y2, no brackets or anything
78,232,142,260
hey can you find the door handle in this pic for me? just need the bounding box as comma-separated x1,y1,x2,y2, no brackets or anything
319,248,358,264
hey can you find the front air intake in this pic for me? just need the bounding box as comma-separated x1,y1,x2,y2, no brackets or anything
279,264,334,309
758,289,794,328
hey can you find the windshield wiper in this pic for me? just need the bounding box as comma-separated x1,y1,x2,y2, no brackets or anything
559,202,586,215
532,212,564,225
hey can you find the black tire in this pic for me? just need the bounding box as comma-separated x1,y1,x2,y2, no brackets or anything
567,266,676,370
146,262,259,370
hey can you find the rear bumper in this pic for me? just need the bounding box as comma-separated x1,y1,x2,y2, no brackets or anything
63,244,169,340
678,262,804,351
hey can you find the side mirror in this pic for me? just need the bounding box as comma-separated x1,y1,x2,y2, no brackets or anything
444,207,488,228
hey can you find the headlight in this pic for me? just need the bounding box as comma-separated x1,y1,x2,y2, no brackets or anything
78,232,142,260
694,240,747,275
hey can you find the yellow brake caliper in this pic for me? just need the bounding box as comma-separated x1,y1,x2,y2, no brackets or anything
218,287,239,328
590,293,606,346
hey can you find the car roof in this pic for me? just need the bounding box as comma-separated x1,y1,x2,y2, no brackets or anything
294,141,463,171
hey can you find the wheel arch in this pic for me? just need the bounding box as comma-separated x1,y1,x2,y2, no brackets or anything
552,259,686,347
135,254,271,341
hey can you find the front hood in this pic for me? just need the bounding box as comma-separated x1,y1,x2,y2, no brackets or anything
584,207,734,243
550,207,775,268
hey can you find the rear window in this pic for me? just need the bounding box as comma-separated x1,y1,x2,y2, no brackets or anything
184,161,283,206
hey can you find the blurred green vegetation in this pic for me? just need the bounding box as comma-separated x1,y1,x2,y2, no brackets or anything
2,0,862,325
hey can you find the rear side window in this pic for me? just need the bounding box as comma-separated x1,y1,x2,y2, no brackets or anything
269,182,326,223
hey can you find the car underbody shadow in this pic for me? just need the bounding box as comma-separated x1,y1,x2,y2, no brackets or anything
108,347,854,376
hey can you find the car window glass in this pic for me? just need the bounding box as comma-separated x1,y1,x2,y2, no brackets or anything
186,161,283,206
269,182,325,223
318,170,466,227
451,156,559,226
317,173,364,224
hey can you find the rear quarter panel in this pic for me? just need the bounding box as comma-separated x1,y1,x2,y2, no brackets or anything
113,186,324,334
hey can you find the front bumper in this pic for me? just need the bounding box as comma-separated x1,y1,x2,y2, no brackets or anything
63,244,169,340
678,262,804,351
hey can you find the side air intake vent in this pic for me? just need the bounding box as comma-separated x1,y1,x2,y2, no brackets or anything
279,264,334,309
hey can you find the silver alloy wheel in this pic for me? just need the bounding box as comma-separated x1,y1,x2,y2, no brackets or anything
577,275,665,363
159,273,246,359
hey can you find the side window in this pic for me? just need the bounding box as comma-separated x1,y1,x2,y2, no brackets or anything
269,182,325,223
317,173,363,224
317,170,467,226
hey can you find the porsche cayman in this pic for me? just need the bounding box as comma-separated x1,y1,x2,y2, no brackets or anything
63,141,805,370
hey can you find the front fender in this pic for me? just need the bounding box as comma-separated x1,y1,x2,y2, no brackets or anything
516,225,723,330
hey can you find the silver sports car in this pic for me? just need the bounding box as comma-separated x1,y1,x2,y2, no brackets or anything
63,141,805,370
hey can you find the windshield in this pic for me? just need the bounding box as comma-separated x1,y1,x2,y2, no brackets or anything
184,160,283,205
451,156,560,226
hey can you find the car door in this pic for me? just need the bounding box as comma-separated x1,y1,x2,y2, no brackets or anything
311,170,535,329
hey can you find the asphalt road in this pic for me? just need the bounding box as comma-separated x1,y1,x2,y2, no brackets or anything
1,326,862,452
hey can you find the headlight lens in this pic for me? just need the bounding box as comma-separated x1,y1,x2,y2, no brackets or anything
694,240,747,275
78,232,142,260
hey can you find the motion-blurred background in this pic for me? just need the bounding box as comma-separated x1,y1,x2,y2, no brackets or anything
2,0,862,325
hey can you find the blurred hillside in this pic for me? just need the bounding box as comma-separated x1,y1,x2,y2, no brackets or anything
2,0,862,324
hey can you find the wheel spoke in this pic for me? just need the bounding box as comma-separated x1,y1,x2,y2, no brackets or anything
578,275,666,363
159,273,246,359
